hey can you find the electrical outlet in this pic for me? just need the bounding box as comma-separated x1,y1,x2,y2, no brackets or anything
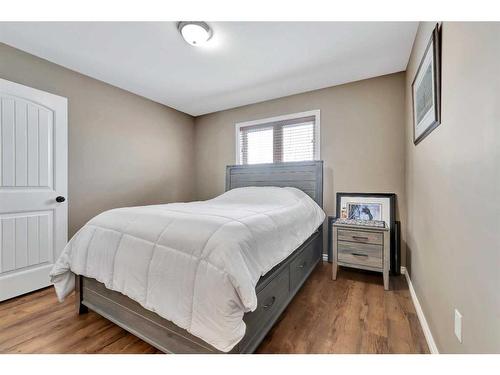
454,309,463,343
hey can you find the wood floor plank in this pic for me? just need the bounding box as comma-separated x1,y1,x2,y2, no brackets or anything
0,287,53,312
0,304,76,350
0,262,429,354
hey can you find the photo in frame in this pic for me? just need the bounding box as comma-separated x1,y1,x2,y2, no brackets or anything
334,192,399,275
412,23,441,145
347,202,382,221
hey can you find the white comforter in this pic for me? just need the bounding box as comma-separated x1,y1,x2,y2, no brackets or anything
50,187,325,352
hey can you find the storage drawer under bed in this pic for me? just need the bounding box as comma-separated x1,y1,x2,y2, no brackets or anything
289,236,321,293
242,267,290,346
239,233,323,349
240,229,322,351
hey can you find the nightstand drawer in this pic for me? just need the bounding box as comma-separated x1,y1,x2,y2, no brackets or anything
337,241,382,268
337,229,383,245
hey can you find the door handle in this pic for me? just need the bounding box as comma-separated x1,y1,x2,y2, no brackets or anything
56,196,66,203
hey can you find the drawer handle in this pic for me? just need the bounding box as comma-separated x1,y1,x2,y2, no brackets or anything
263,296,276,309
352,253,368,257
352,236,369,241
297,261,307,269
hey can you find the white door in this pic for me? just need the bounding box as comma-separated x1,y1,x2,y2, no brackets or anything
0,78,67,301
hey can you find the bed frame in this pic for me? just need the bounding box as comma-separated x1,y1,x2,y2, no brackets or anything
76,160,324,353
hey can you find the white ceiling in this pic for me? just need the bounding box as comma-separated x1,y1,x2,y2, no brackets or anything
0,22,418,116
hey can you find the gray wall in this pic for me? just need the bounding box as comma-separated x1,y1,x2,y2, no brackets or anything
0,43,196,237
404,22,500,353
194,73,407,263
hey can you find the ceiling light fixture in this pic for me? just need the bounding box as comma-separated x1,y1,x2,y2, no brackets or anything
177,21,213,47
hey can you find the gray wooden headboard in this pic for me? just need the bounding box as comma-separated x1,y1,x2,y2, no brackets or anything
225,161,323,208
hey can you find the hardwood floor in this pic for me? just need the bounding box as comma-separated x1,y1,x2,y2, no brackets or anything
0,262,429,354
257,264,429,353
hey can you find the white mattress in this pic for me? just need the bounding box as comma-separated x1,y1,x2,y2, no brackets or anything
50,186,325,352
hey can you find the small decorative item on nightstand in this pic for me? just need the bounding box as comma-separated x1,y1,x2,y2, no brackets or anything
331,218,390,290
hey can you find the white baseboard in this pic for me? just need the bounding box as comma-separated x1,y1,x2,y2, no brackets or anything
322,253,328,261
400,266,439,354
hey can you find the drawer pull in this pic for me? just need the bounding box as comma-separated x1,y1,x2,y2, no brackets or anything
351,253,368,257
352,236,369,241
297,261,307,269
263,296,276,309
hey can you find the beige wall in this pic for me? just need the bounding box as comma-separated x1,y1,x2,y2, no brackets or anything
0,43,196,237
194,73,407,262
404,23,500,353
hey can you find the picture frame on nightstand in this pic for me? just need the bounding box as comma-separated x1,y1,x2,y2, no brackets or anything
334,192,400,275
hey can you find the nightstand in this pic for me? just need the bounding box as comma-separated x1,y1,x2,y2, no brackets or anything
331,219,390,290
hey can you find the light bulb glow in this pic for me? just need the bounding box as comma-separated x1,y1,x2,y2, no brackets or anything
179,22,212,47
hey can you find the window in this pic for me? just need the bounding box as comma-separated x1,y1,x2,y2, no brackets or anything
236,110,320,165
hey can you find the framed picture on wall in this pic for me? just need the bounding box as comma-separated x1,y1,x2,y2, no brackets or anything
335,192,400,275
412,23,441,145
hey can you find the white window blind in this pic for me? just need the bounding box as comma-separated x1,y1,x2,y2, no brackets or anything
238,114,318,165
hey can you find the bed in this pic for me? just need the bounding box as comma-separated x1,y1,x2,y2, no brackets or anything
52,161,324,353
